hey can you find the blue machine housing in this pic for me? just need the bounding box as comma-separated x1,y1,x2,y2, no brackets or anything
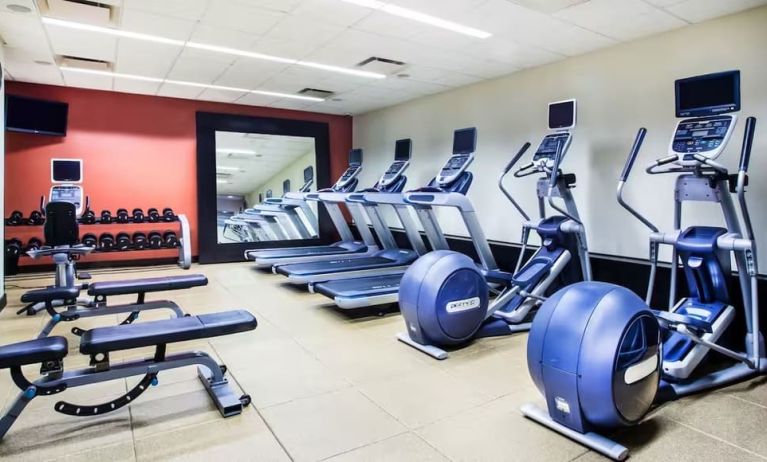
527,282,661,432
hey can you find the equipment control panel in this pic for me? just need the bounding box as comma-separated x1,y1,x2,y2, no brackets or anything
669,115,736,163
380,160,409,187
437,154,473,186
533,133,572,164
50,185,84,216
335,165,362,189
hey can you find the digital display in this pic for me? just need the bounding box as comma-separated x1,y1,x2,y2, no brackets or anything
52,159,82,182
6,95,69,136
395,138,411,160
453,127,476,154
548,100,576,130
349,148,363,166
692,130,708,137
283,179,290,193
303,166,314,183
675,70,740,117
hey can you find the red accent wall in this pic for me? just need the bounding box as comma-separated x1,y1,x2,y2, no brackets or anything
5,81,352,266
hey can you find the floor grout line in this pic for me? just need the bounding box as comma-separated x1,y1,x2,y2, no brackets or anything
666,416,767,461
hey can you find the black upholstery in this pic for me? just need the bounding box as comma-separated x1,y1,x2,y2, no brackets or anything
80,310,257,355
44,202,79,246
0,337,68,369
87,274,208,296
21,286,80,304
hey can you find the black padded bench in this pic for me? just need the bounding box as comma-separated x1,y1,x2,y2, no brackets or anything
81,310,257,354
87,274,208,297
21,287,80,304
0,337,68,369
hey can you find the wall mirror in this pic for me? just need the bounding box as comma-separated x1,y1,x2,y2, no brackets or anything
197,112,332,263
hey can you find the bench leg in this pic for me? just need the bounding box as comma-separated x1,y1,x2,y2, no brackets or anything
196,359,249,418
0,388,35,441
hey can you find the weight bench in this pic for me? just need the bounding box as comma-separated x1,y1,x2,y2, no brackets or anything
24,274,208,339
0,301,257,441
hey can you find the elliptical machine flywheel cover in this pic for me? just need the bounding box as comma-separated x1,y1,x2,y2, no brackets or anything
399,250,489,346
527,281,661,430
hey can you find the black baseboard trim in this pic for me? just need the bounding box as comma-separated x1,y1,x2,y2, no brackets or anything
0,293,7,313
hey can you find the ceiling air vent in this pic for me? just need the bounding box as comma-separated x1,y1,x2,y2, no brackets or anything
37,0,119,26
58,55,112,71
356,57,407,75
298,88,335,99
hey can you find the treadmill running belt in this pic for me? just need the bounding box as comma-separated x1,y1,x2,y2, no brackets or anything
313,274,404,298
254,245,349,259
276,256,396,277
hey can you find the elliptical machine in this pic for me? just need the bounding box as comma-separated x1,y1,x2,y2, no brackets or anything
522,70,764,460
397,101,591,359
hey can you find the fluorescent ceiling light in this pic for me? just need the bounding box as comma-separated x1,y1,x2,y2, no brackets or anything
339,0,491,39
216,166,242,171
216,148,257,155
43,17,386,79
60,67,324,101
216,179,229,184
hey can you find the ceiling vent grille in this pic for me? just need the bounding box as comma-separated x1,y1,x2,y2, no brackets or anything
298,88,335,99
356,57,407,75
38,0,118,26
58,55,112,70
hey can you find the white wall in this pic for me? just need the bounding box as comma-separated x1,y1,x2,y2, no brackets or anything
353,7,767,268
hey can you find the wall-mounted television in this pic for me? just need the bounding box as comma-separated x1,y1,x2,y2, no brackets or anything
6,95,69,136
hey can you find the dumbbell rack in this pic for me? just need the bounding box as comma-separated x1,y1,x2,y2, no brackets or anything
5,214,192,273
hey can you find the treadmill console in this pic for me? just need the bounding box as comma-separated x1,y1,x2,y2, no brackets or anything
533,133,572,165
669,115,736,163
437,154,473,186
380,138,411,187
335,148,363,190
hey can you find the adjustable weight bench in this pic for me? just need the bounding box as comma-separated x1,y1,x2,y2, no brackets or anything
0,291,257,441
25,274,208,339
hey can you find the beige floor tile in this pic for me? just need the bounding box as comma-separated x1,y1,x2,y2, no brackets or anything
134,409,289,462
261,388,405,461
417,391,589,462
717,375,767,408
324,432,449,462
359,366,491,429
46,440,137,462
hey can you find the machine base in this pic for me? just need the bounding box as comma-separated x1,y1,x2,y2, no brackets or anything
521,404,628,461
396,332,448,360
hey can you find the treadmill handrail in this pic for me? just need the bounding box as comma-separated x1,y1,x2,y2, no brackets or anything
403,191,476,212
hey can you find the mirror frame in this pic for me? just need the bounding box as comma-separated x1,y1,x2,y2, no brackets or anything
196,111,333,264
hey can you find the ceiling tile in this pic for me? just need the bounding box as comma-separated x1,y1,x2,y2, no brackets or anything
288,0,374,27
120,7,197,41
123,0,210,21
235,0,303,13
663,0,767,23
188,23,261,49
213,58,289,89
3,59,64,85
197,88,250,103
165,48,236,83
113,78,161,95
553,0,688,41
157,82,205,99
201,0,286,35
264,16,346,51
45,23,118,62
63,71,113,91
115,40,181,78
236,92,282,107
507,0,590,14
0,11,48,51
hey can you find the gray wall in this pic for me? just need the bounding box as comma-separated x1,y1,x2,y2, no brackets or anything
353,6,767,269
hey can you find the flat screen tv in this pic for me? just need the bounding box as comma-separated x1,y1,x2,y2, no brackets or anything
6,95,69,136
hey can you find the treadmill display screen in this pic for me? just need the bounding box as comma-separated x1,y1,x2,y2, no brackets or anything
453,127,477,154
349,148,363,166
395,138,412,160
304,166,314,182
675,70,740,117
548,100,576,130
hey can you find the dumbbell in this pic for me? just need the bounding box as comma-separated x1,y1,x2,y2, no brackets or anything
147,208,160,223
116,232,132,251
100,210,113,224
6,210,23,226
81,233,98,248
98,233,115,251
132,208,145,223
27,210,44,226
81,209,96,225
116,208,130,224
132,232,148,250
162,207,176,222
5,239,22,258
163,230,179,248
148,231,163,249
26,237,43,252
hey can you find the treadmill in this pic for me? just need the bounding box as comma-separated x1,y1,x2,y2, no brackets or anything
244,149,373,266
275,139,426,285
312,128,477,308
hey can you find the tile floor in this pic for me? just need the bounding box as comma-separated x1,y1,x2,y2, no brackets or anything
0,262,765,461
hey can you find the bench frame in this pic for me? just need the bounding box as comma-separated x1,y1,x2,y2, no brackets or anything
0,346,249,441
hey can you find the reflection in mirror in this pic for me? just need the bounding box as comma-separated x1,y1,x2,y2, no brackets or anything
215,131,318,244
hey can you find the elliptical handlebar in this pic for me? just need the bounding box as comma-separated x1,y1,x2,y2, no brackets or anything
547,138,565,191
505,142,532,174
620,128,647,182
740,116,757,173
499,142,533,221
737,117,758,244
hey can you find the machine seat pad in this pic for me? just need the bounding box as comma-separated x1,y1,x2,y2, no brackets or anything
0,337,68,369
87,274,208,296
21,286,80,304
80,310,257,355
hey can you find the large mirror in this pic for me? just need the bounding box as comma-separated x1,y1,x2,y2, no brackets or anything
196,112,332,264
216,131,318,244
